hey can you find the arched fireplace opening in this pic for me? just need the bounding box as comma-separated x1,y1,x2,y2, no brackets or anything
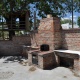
40,44,49,51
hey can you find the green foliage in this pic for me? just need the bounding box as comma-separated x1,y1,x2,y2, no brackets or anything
34,0,80,18
61,19,72,24
0,0,80,18
61,19,76,25
35,0,66,17
77,16,80,27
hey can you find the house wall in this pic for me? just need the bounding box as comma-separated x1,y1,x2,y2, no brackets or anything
0,35,31,56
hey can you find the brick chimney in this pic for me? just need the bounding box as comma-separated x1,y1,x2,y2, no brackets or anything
31,16,62,50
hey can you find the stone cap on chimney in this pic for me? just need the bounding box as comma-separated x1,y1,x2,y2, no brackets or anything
47,14,52,18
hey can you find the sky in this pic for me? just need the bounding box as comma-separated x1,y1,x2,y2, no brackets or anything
63,12,80,22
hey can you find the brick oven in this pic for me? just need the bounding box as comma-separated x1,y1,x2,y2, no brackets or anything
28,16,61,69
28,49,57,69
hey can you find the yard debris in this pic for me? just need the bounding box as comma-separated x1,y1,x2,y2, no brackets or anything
19,61,28,66
29,66,36,72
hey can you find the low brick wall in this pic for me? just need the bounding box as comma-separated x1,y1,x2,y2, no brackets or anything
62,29,80,50
0,41,22,56
0,35,31,56
13,35,31,45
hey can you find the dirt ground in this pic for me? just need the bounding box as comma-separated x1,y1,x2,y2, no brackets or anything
0,56,80,80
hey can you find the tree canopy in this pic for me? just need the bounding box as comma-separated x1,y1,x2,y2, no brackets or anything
0,0,79,40
77,16,80,27
61,19,72,24
0,0,80,18
61,19,76,25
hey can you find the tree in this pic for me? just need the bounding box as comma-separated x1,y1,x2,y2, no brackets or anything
34,0,80,18
35,0,65,17
0,0,80,33
0,0,32,40
61,19,72,24
61,19,76,25
77,16,80,27
0,0,80,18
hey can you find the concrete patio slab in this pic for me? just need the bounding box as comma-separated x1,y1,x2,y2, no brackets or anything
0,56,79,80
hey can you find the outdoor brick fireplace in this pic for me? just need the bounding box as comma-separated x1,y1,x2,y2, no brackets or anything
28,16,80,74
28,16,61,69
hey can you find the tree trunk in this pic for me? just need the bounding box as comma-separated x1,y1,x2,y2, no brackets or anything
9,30,15,40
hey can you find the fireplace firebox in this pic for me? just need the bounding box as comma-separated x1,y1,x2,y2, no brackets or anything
40,44,49,51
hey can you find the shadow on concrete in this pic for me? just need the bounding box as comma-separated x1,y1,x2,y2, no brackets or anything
44,65,57,70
